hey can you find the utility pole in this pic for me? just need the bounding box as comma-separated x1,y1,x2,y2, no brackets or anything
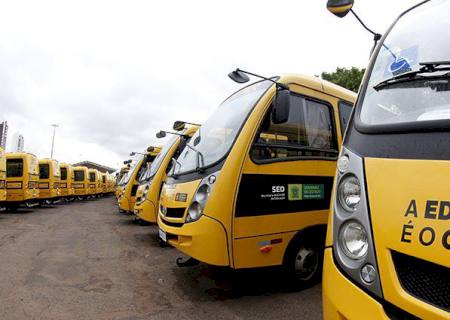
50,124,59,158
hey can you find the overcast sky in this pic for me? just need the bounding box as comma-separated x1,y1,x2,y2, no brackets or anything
0,0,421,169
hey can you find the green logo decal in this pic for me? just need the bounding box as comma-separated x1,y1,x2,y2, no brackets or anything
288,184,302,201
302,184,324,200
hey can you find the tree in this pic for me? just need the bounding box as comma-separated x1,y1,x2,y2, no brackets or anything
321,67,365,93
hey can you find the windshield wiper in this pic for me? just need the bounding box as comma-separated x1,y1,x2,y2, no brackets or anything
374,61,450,91
185,144,205,173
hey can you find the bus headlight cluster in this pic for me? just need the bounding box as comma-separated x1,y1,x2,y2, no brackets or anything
185,172,218,223
332,149,382,298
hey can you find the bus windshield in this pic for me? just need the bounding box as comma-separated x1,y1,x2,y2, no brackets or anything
359,1,450,128
143,135,179,181
7,159,23,177
74,170,84,181
120,158,141,186
39,164,50,179
173,80,273,175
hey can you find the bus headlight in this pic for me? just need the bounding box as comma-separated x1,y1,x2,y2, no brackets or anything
338,175,361,212
187,201,203,221
185,172,219,223
339,221,368,260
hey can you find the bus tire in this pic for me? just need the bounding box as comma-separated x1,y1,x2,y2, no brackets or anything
282,231,325,289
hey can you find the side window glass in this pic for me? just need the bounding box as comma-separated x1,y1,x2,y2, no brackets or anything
251,94,337,161
338,101,353,135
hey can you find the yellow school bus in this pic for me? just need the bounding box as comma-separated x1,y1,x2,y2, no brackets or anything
72,166,89,200
134,123,200,224
158,73,355,285
4,152,40,209
0,148,6,210
59,162,75,201
88,169,102,198
38,158,61,205
115,163,131,199
323,1,450,319
118,147,161,213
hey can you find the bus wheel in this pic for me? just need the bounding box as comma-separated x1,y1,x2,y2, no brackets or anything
283,239,323,289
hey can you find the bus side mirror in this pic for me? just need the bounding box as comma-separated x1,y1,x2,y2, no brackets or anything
147,146,154,152
124,159,132,165
156,131,166,139
173,121,186,131
228,69,250,83
327,0,354,18
272,89,290,124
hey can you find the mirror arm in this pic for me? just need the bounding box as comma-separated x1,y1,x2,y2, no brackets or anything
236,68,289,90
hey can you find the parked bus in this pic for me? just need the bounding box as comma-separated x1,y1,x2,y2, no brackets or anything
158,72,355,286
323,1,450,319
4,152,40,210
117,147,161,213
88,169,102,198
134,122,200,224
0,148,6,210
59,162,75,202
73,166,90,200
38,158,61,205
115,162,131,199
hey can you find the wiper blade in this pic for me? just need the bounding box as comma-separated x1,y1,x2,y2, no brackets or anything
374,61,450,91
185,144,205,173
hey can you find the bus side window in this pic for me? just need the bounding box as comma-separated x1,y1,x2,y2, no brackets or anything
251,94,337,161
338,101,353,135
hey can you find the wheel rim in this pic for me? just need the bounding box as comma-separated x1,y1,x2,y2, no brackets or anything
294,246,319,281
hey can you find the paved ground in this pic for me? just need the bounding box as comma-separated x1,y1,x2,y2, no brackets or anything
0,197,322,320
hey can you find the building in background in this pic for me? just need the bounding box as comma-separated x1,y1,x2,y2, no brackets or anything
11,132,24,152
0,121,8,149
72,161,116,173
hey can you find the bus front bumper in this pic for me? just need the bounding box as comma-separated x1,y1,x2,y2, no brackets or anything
158,214,229,266
134,199,157,223
323,248,389,320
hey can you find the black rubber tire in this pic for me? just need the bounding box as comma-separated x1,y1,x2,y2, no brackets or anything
282,237,324,290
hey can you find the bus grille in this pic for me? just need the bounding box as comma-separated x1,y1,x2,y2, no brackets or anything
165,207,186,218
392,251,449,312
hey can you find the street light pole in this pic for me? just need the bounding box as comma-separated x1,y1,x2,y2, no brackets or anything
50,124,59,158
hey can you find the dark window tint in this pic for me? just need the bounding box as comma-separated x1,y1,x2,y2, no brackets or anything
7,159,23,177
74,171,84,181
252,95,337,161
89,172,95,182
102,176,106,183
60,168,67,180
39,164,50,179
338,101,353,135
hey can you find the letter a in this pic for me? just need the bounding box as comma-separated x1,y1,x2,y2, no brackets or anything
405,200,418,217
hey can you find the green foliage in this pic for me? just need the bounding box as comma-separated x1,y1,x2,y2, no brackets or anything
321,67,365,93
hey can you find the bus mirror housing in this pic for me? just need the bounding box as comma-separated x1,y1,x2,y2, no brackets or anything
129,152,136,156
124,159,132,165
147,146,154,152
327,0,353,18
173,121,186,131
156,130,166,139
272,89,290,124
228,69,250,83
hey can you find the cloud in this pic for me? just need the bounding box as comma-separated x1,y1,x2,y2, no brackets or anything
0,0,421,168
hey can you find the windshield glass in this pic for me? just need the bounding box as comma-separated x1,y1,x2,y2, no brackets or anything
74,170,84,181
60,168,67,180
120,158,141,186
7,159,23,178
360,1,450,127
174,80,273,174
39,164,49,179
143,135,179,181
